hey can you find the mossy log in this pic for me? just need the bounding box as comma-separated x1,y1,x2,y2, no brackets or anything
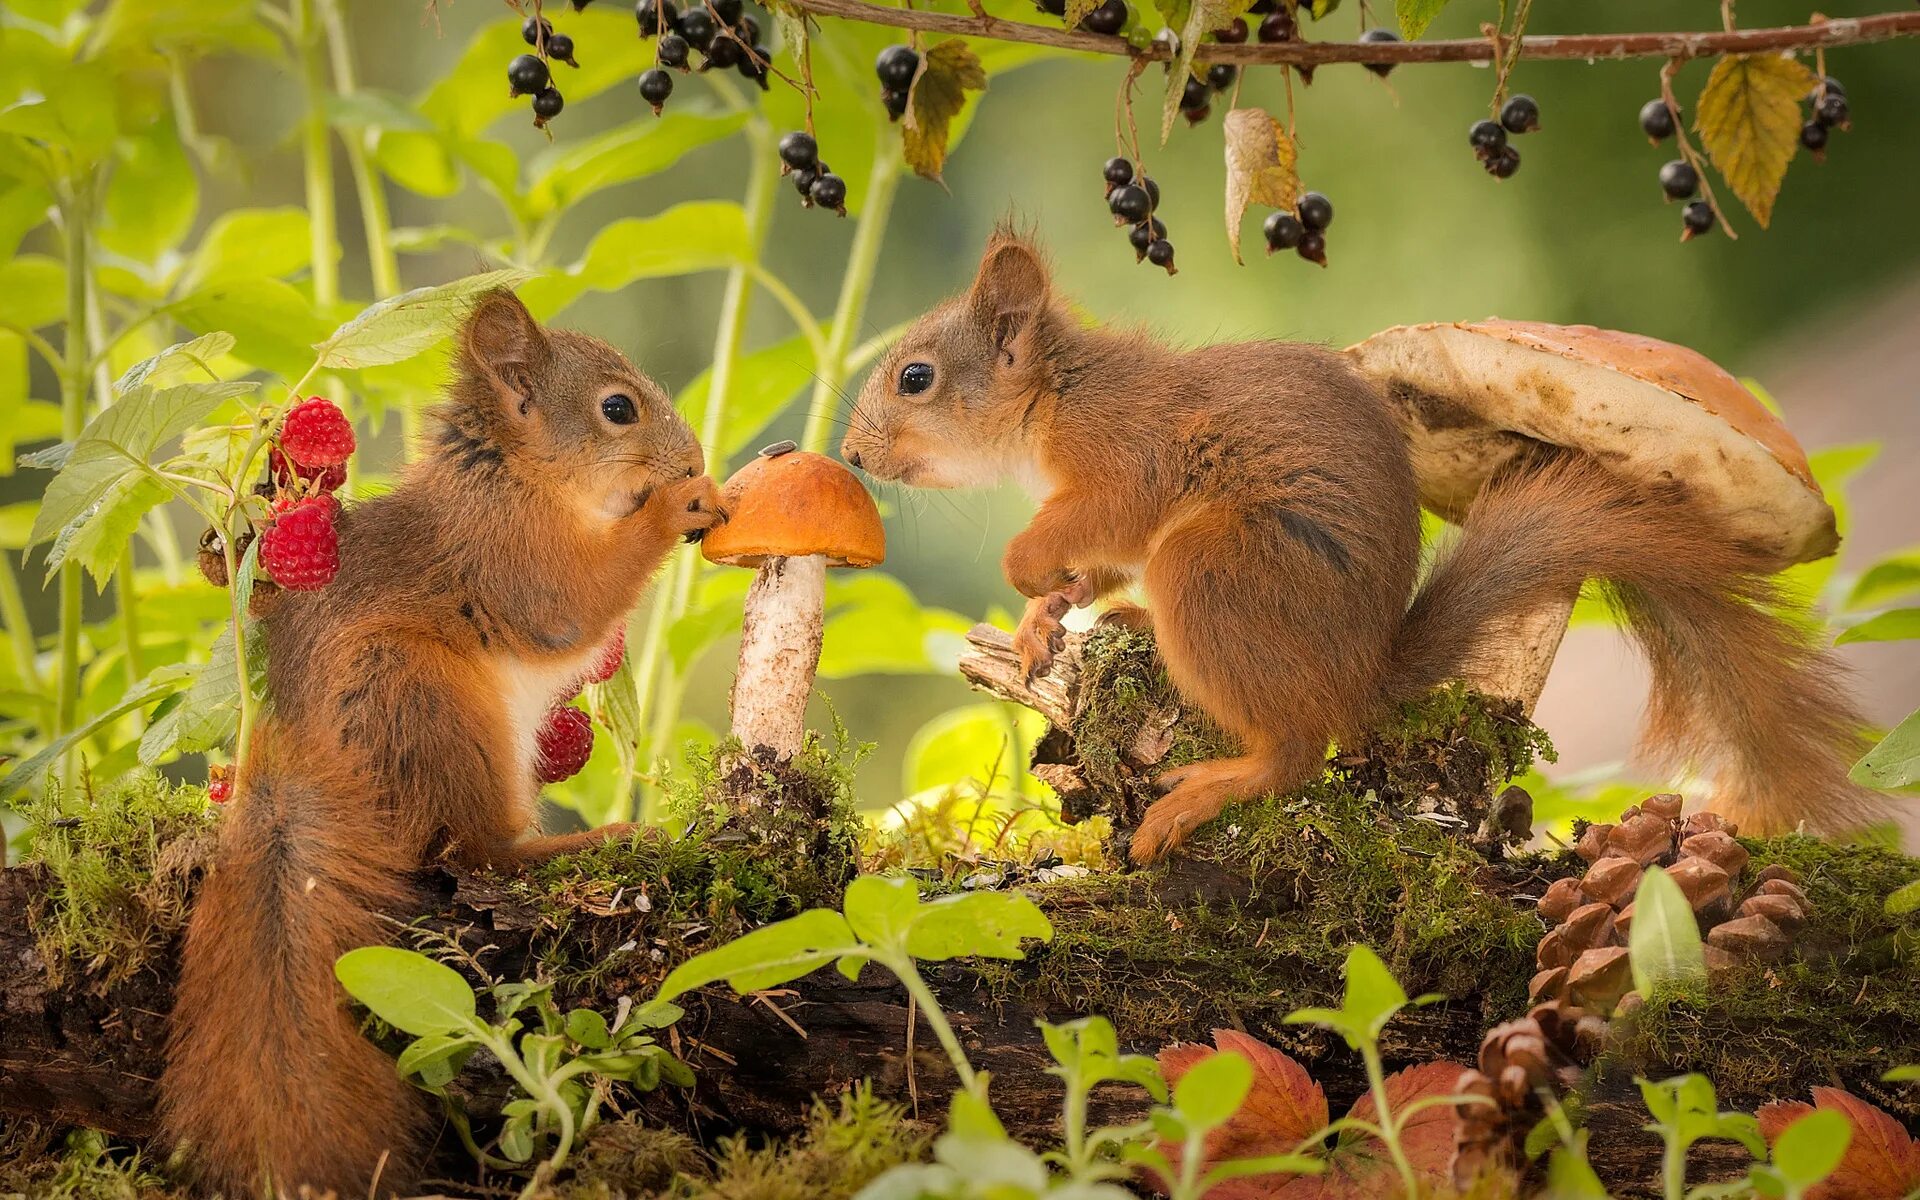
3,627,1917,1198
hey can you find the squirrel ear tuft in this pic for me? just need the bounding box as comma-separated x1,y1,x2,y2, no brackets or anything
967,238,1050,356
460,290,550,420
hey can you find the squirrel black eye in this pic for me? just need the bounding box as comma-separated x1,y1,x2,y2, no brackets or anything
898,362,934,396
601,393,639,425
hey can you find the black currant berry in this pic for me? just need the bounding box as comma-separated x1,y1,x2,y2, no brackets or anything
1483,144,1520,178
1297,229,1327,266
1500,93,1540,134
1814,92,1849,129
522,14,553,45
1638,98,1676,142
876,45,920,90
738,15,761,42
811,173,849,214
1681,200,1715,239
792,167,817,201
1035,0,1066,15
1800,120,1829,153
1110,183,1152,224
882,89,909,120
1262,210,1303,252
1103,157,1135,190
706,36,743,68
1658,159,1698,200
713,0,744,22
779,131,819,172
657,32,690,67
1138,175,1160,209
677,8,717,49
1256,7,1293,41
1214,17,1249,42
1128,216,1167,258
1206,63,1236,91
547,33,578,67
1468,119,1506,154
1180,76,1209,110
1183,103,1211,126
531,86,565,126
1080,0,1127,35
635,0,679,33
1358,28,1399,77
573,0,596,7
1146,238,1176,273
1809,76,1846,103
1296,191,1332,231
739,46,771,88
638,68,674,113
508,53,550,96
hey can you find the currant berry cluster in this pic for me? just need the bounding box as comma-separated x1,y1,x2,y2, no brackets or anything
1254,1,1294,44
1079,0,1128,34
635,0,770,116
1261,190,1332,266
1104,158,1175,274
1468,93,1540,179
512,13,581,129
876,45,917,121
1636,97,1717,240
1358,27,1400,76
1800,75,1850,157
779,131,849,216
1178,63,1238,126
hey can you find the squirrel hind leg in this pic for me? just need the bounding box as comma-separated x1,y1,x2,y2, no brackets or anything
1129,741,1325,863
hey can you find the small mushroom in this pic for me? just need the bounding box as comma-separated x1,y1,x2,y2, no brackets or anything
1755,863,1802,887
1640,793,1685,820
1739,892,1807,932
1682,811,1739,839
1679,830,1750,878
1608,811,1677,866
1560,902,1619,952
1537,877,1586,925
1568,946,1632,1010
1528,966,1570,1004
1574,822,1616,864
1756,876,1810,907
1579,856,1643,908
1664,856,1731,913
1345,320,1836,714
701,443,885,760
1707,913,1790,961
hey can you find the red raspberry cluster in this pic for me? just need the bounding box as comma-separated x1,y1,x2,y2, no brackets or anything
260,397,354,592
536,706,595,783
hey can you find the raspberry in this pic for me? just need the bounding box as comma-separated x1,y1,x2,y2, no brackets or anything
270,448,347,494
536,706,594,783
260,495,341,591
208,766,233,804
279,398,356,468
583,625,626,685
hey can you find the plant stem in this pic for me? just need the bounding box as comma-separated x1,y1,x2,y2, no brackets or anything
1,554,43,693
800,135,903,454
892,957,978,1091
86,251,143,723
1360,1042,1420,1198
1663,1131,1687,1200
292,0,339,310
54,178,96,795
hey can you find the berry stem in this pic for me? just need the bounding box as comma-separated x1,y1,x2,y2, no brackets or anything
53,173,97,797
1659,57,1738,239
800,134,904,454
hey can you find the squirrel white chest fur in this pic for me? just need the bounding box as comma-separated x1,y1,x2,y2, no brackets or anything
493,645,602,800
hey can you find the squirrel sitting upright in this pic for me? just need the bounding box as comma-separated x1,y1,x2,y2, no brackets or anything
842,227,1883,861
160,291,725,1197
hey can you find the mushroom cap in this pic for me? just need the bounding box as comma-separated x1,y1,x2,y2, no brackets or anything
1344,319,1837,569
700,447,885,569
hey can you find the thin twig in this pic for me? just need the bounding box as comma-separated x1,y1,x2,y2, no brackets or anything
779,1,1920,66
1659,57,1738,239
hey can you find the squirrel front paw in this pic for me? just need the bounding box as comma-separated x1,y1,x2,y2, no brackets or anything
659,474,728,542
1002,536,1074,600
1013,591,1075,682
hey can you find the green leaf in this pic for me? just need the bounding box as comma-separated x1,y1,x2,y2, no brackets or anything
114,332,236,394
518,203,748,318
499,1110,534,1162
566,1008,612,1050
394,1031,478,1084
1852,707,1920,789
1394,0,1449,39
138,620,264,765
1544,1132,1610,1199
1886,880,1920,918
1694,53,1816,229
1836,608,1920,645
333,946,478,1036
1628,866,1707,998
0,665,191,799
674,334,817,462
904,890,1054,961
1172,1049,1252,1130
324,88,436,134
99,120,197,261
526,111,749,217
47,472,170,587
0,254,66,328
656,908,860,1002
314,268,537,369
1769,1108,1850,1190
1847,546,1920,611
1339,943,1409,1044
903,702,1026,796
1160,0,1247,143
1882,1065,1920,1083
0,182,53,259
819,572,972,679
843,874,923,948
177,207,313,292
901,39,987,185
171,277,333,377
416,8,657,141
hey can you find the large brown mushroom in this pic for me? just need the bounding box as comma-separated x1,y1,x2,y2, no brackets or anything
701,442,885,759
1344,319,1837,712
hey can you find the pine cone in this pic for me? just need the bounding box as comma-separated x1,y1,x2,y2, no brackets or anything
1453,1001,1590,1188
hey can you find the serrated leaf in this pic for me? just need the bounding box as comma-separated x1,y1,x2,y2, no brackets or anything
314,268,537,369
1222,107,1299,264
138,621,265,764
113,332,236,395
1395,0,1449,39
902,39,987,184
1757,1089,1918,1199
1695,52,1815,229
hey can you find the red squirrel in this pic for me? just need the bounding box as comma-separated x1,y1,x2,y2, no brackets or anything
161,291,726,1196
842,228,1884,861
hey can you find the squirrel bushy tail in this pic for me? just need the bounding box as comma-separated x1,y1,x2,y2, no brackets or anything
1387,452,1882,835
161,729,426,1197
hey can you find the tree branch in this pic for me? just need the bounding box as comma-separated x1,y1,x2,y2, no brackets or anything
783,3,1920,66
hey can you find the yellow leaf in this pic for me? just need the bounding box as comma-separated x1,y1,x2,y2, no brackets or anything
902,40,987,185
1694,52,1814,229
1065,0,1102,28
1222,107,1299,264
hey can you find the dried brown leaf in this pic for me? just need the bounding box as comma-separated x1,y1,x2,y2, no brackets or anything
1223,107,1300,264
1758,1088,1920,1200
1694,52,1815,228
902,39,987,184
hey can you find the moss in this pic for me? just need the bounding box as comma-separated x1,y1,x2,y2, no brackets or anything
0,1124,181,1200
1614,834,1920,1115
15,773,218,992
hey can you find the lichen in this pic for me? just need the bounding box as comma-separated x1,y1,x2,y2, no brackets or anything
15,773,219,992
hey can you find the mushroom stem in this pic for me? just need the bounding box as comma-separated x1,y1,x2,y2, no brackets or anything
731,554,827,758
1468,586,1577,716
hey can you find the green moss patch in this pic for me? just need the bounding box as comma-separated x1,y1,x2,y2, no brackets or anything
0,1123,181,1200
15,773,218,992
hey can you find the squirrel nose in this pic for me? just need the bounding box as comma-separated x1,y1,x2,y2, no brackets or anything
846,450,863,469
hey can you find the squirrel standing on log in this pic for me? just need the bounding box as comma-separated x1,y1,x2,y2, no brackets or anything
160,292,727,1196
842,226,1885,862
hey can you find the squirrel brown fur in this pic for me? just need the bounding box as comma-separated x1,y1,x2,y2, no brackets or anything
160,291,725,1196
842,228,1885,861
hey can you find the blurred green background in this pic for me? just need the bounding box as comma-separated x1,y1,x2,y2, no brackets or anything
7,0,1918,828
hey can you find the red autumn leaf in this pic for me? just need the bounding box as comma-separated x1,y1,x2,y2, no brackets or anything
1273,1062,1469,1200
1758,1087,1920,1200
